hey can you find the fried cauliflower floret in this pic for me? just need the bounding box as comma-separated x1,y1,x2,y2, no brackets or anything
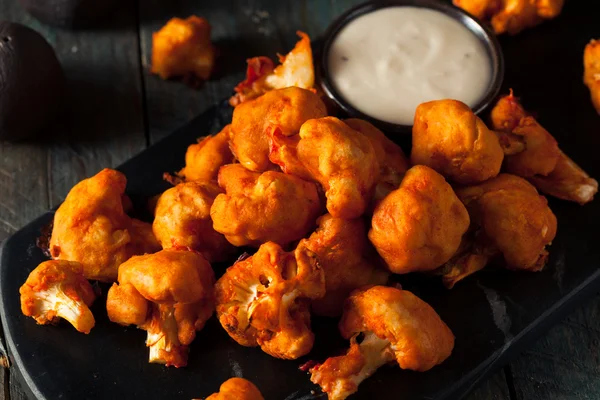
453,0,564,35
309,286,454,400
491,92,598,204
302,214,389,317
20,260,96,334
210,164,322,247
529,152,599,206
215,242,325,359
153,181,234,262
270,117,380,219
411,100,504,185
230,86,327,172
584,39,600,114
344,119,409,204
230,31,315,106
151,16,215,81
204,378,265,400
441,174,557,287
369,165,470,274
107,249,215,367
491,93,559,177
177,125,235,183
49,169,160,282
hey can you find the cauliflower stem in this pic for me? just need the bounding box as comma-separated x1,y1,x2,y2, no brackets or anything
310,332,394,400
26,283,95,334
146,304,187,367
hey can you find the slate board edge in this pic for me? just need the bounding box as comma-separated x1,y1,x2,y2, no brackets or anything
448,265,600,400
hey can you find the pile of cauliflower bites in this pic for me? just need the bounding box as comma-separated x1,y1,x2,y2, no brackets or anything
19,33,597,400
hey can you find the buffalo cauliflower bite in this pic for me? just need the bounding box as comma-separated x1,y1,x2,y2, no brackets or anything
369,165,470,274
309,286,454,400
230,86,327,172
230,31,315,106
441,174,557,288
210,164,322,247
411,99,504,185
215,242,325,359
344,118,409,205
106,249,215,367
153,181,234,262
151,16,215,81
453,0,564,35
584,39,600,114
20,260,96,334
177,125,235,183
302,214,389,317
269,116,380,219
490,92,598,204
204,378,265,400
49,168,160,282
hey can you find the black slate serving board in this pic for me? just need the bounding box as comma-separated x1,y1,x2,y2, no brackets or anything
2,1,600,399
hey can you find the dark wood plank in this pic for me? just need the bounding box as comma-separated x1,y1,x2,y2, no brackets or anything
510,293,600,400
45,0,147,203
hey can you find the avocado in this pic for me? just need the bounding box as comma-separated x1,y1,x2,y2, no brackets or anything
0,21,64,141
19,0,118,28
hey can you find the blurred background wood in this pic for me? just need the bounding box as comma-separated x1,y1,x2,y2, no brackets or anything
0,0,597,399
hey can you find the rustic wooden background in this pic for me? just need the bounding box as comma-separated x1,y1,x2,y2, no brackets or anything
0,0,599,399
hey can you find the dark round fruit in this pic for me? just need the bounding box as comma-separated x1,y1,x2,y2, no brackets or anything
0,21,64,141
19,0,118,29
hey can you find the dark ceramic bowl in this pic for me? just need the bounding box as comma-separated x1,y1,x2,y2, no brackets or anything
318,0,504,134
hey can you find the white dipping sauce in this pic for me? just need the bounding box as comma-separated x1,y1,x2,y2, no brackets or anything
328,7,492,125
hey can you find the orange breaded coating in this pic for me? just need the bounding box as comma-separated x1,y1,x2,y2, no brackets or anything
491,93,559,177
204,378,265,400
178,125,235,183
369,165,470,274
107,249,215,367
459,174,557,270
230,86,327,172
49,169,160,282
270,117,380,219
442,174,557,287
491,92,598,204
584,39,600,114
151,16,215,80
210,164,322,247
230,31,315,106
302,214,389,317
453,0,564,35
215,242,325,359
411,100,504,185
20,260,96,334
344,118,409,204
310,286,454,400
153,181,235,262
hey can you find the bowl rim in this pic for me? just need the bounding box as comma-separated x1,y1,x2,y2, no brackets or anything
317,0,505,134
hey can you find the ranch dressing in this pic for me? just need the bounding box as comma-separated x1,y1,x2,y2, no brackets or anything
328,7,492,125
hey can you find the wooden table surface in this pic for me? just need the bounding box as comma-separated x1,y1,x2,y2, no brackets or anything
0,1,599,399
